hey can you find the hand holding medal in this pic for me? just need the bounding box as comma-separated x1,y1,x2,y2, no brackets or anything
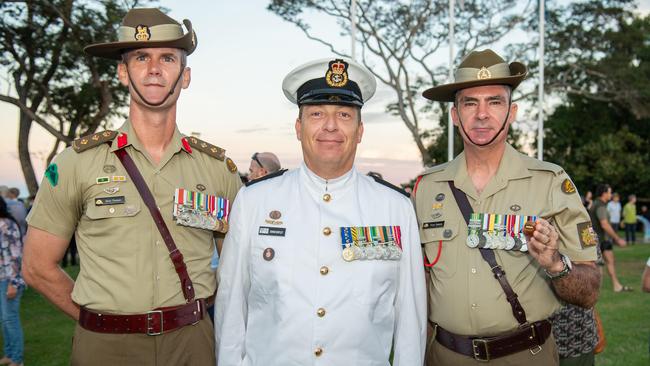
526,218,563,272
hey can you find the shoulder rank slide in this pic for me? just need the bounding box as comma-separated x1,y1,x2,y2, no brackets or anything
186,136,225,161
369,175,410,198
246,169,288,187
72,130,117,153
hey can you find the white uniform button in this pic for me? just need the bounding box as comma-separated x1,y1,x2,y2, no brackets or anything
314,347,323,357
471,303,478,309
471,268,477,274
156,275,160,281
323,193,331,202
323,227,332,236
108,207,115,214
320,266,329,275
317,308,326,317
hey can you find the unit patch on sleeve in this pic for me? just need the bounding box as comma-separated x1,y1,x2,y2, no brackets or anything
577,222,599,249
561,178,576,194
45,163,59,187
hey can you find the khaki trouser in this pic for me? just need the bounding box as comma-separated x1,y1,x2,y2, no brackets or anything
426,330,559,366
71,317,215,366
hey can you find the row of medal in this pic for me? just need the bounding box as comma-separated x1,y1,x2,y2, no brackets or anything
340,226,402,261
173,188,230,231
467,213,537,252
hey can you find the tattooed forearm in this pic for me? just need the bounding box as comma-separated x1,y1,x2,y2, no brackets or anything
551,261,601,308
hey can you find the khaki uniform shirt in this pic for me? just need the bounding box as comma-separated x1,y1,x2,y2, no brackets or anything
27,120,242,314
414,144,597,336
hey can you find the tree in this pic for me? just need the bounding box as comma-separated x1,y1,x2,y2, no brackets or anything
541,1,650,198
543,96,650,198
0,0,151,195
268,0,535,166
544,0,650,119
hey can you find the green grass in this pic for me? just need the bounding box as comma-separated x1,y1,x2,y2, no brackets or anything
3,246,649,365
595,241,650,366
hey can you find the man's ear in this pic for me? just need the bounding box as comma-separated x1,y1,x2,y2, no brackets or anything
181,67,191,89
117,63,129,87
295,118,302,141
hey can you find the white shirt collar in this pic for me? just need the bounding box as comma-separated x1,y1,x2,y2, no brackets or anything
299,162,356,196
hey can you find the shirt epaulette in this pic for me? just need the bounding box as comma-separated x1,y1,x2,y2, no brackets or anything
523,156,564,176
245,169,288,187
419,162,449,177
370,176,410,198
186,136,226,161
72,130,118,153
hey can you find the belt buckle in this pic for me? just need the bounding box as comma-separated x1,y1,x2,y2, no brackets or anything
146,310,164,336
472,338,490,362
191,300,202,326
526,323,543,355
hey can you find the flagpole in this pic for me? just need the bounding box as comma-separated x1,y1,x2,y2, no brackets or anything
351,0,357,60
448,0,455,162
537,0,544,160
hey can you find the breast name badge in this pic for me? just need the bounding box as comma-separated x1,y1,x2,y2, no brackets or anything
466,213,538,252
340,226,402,262
173,188,230,233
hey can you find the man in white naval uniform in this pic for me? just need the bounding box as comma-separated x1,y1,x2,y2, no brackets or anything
215,58,427,366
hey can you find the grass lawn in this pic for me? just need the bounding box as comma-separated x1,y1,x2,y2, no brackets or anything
595,241,650,366
3,245,649,365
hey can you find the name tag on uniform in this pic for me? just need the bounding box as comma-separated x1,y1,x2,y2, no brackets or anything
422,221,444,229
258,226,286,237
95,196,125,206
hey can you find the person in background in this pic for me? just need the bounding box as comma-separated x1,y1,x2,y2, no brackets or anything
583,191,593,210
248,152,281,180
0,188,25,237
607,192,621,232
622,195,637,244
0,198,25,366
589,184,630,292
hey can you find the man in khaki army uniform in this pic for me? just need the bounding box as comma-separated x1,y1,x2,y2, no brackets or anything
414,49,601,365
22,8,241,365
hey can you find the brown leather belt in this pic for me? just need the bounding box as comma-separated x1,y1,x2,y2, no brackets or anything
79,298,212,336
434,320,552,362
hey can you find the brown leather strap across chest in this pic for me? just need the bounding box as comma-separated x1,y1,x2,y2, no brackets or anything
434,320,552,362
447,181,529,325
79,298,209,336
114,148,196,302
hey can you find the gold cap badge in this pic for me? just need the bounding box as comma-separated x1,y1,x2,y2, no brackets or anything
477,66,492,80
325,59,349,88
135,25,151,41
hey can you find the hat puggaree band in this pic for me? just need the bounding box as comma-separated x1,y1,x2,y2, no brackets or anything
422,49,527,102
84,8,197,60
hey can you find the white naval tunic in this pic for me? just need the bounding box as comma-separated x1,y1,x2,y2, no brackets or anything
215,164,426,366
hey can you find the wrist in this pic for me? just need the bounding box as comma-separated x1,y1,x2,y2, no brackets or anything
545,253,572,279
546,253,564,272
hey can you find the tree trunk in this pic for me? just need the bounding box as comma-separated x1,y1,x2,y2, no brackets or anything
18,111,38,196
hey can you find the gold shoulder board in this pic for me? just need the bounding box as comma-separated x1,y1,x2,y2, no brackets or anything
186,136,226,161
72,130,117,153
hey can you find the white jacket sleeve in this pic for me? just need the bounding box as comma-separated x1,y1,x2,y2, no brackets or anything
392,201,427,366
215,188,250,366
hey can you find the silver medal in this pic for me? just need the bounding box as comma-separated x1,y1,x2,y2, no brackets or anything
466,234,480,248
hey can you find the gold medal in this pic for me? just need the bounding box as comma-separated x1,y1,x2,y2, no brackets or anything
342,247,355,262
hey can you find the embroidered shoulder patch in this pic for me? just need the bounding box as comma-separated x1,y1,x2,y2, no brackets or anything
72,130,117,153
45,163,58,187
186,137,225,161
561,178,576,194
577,222,598,249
